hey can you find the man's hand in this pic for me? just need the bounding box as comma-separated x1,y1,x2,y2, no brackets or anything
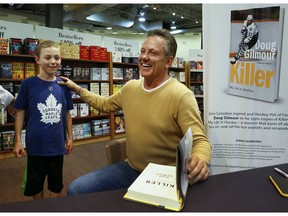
187,155,210,185
57,76,81,94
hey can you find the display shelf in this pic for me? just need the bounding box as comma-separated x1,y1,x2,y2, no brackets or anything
0,52,134,157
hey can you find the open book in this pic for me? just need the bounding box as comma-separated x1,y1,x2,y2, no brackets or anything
123,128,193,211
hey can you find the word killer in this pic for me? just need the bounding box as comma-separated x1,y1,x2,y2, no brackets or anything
230,62,274,88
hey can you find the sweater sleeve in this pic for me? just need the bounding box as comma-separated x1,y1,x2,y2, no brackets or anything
0,85,14,107
178,91,212,165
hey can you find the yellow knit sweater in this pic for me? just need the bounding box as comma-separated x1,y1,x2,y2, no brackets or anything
80,78,212,171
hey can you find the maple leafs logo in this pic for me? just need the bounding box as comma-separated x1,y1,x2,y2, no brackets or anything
37,93,62,125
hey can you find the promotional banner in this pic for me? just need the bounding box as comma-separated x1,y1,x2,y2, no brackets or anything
203,4,288,175
0,20,34,39
102,36,139,55
35,26,102,46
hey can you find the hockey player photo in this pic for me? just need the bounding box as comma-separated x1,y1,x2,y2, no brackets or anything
230,14,259,64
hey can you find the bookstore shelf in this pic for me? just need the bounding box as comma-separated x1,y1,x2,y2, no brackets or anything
0,52,191,158
0,52,134,158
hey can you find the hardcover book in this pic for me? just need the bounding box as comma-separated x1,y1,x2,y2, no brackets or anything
0,38,9,54
228,6,284,102
24,62,37,78
91,119,103,136
102,118,110,134
81,67,90,80
0,108,7,125
1,130,15,150
12,62,24,79
0,63,12,78
90,67,101,80
10,38,23,54
123,128,193,211
23,38,39,55
100,83,110,97
72,67,82,80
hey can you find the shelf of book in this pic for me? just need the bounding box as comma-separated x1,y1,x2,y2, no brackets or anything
0,51,137,158
186,61,204,121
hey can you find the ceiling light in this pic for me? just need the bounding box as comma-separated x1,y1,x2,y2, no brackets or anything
170,21,177,30
138,16,146,22
138,10,146,22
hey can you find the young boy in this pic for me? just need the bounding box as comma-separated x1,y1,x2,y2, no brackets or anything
13,40,74,200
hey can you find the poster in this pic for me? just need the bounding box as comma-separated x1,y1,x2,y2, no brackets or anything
203,4,288,175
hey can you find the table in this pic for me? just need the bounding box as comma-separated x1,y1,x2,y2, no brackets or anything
0,163,287,212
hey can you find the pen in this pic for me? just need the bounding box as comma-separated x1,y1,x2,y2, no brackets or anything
274,167,288,178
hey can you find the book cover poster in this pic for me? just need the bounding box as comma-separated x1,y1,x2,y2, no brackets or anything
228,6,283,102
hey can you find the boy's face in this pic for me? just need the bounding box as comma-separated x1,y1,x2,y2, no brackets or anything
35,47,61,76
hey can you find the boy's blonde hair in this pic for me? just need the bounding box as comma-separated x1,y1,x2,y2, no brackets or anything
34,40,60,57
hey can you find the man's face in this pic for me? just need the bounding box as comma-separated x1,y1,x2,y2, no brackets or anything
138,36,171,79
247,19,253,26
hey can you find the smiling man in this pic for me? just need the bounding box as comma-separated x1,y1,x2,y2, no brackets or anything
58,29,212,196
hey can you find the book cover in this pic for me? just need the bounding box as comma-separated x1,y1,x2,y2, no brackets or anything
101,68,109,81
0,38,9,54
124,128,193,211
23,38,39,55
80,45,90,60
72,67,82,80
0,63,12,78
90,82,100,94
102,118,110,134
12,62,24,79
62,65,73,79
115,116,125,133
100,83,110,97
77,103,89,117
90,67,101,80
69,104,78,118
228,6,284,102
24,62,37,78
81,67,90,80
70,44,80,59
1,130,15,150
91,120,103,136
10,38,23,54
0,108,7,125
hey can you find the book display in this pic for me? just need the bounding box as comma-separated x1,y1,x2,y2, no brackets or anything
188,49,204,121
124,128,193,211
0,51,139,158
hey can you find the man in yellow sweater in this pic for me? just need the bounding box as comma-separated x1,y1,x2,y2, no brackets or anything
59,29,212,196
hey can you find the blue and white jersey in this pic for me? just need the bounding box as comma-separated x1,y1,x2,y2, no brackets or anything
15,76,73,156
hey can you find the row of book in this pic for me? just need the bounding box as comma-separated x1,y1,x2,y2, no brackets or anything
57,65,109,81
191,72,203,82
0,115,125,151
172,57,185,68
189,60,204,70
0,130,26,151
0,38,39,55
190,85,204,96
0,62,37,79
113,67,139,80
73,115,125,140
169,71,186,83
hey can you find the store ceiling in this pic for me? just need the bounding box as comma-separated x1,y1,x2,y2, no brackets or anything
0,3,202,35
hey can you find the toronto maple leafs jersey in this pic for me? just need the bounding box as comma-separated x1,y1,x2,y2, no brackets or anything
15,76,73,156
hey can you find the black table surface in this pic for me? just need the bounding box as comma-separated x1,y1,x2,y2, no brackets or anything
0,163,287,212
